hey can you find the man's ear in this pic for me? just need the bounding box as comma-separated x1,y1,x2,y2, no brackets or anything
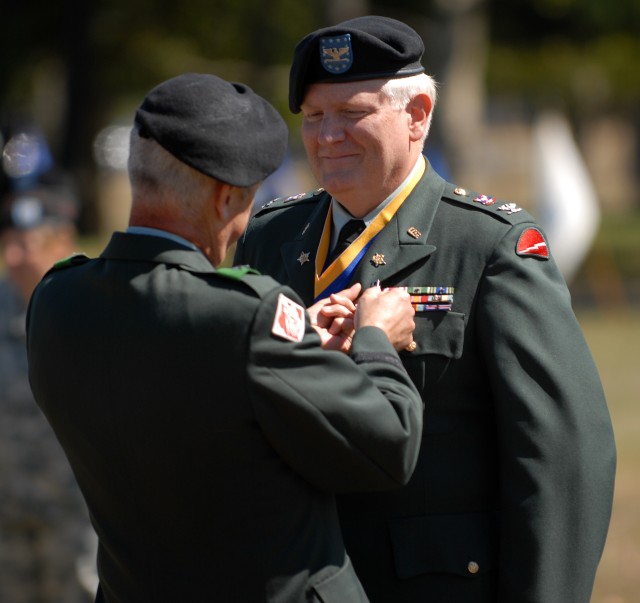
407,93,432,142
211,182,234,221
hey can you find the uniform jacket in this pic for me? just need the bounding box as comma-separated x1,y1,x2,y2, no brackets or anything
235,162,617,603
26,232,423,603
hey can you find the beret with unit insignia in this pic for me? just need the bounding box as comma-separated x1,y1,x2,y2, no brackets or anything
289,16,425,113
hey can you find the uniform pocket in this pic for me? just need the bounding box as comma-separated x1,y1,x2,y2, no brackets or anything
401,311,465,388
388,512,498,580
405,311,465,358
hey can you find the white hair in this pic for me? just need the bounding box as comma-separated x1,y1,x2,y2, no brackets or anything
380,73,438,141
128,127,215,219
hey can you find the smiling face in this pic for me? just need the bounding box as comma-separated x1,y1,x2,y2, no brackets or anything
300,78,428,216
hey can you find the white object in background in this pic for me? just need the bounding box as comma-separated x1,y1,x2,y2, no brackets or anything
532,112,601,283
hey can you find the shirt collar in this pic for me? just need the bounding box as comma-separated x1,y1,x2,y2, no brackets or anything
329,156,424,247
126,226,200,252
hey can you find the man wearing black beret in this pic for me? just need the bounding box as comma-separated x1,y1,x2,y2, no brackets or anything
235,16,616,603
26,73,425,602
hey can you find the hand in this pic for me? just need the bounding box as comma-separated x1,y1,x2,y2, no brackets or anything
308,283,362,353
355,286,415,351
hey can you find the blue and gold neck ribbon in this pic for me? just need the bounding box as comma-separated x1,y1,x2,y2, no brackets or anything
313,156,426,302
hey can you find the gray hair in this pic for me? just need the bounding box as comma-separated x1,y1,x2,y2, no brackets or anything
128,127,215,219
380,73,438,142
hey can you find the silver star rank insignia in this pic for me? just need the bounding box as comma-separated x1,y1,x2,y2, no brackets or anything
498,203,522,215
297,251,310,265
371,253,386,267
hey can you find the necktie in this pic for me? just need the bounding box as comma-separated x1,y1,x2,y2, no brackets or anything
327,219,365,266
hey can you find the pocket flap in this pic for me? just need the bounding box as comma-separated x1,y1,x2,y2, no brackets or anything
402,311,465,359
388,512,498,580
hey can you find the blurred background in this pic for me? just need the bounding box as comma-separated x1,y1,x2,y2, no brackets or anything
0,0,638,601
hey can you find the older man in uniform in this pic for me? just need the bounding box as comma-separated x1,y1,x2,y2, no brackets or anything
26,73,424,602
0,185,93,602
235,16,616,603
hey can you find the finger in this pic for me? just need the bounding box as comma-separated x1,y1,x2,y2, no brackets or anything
328,316,355,336
337,282,362,301
320,304,354,319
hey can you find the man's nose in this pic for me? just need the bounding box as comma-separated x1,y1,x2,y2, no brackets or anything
318,115,346,145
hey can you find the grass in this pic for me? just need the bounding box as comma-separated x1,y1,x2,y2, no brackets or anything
578,309,640,603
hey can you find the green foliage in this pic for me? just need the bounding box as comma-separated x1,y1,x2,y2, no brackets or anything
2,0,638,119
486,0,640,115
592,211,640,280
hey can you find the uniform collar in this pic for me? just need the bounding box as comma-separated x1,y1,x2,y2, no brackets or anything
329,155,425,248
101,231,215,273
126,226,200,251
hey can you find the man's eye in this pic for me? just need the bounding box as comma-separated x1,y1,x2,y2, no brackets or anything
304,112,323,122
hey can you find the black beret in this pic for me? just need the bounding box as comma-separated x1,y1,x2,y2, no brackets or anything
0,187,78,233
289,16,425,113
135,73,288,187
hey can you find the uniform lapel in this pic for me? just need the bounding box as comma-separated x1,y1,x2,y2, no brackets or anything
275,164,445,303
352,164,444,288
280,195,332,306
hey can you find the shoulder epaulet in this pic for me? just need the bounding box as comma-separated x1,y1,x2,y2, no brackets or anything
215,265,261,280
216,265,279,299
52,253,91,270
442,183,534,225
255,188,326,216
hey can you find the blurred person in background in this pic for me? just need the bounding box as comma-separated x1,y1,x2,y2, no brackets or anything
0,182,93,603
235,15,617,603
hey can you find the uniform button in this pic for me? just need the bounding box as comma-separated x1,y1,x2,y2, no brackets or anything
454,187,467,196
404,341,417,352
467,561,480,574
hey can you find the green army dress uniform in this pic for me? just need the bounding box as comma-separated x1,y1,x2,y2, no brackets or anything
26,232,423,602
235,161,616,603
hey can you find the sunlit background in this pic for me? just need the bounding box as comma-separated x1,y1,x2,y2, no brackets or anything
1,1,638,601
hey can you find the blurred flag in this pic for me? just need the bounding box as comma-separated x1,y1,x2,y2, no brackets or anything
532,112,600,283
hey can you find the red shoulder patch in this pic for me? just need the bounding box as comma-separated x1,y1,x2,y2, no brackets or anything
272,294,305,342
516,228,549,259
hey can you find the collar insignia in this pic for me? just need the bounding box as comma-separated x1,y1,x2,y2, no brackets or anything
371,253,386,267
297,251,311,265
498,202,522,215
473,194,496,206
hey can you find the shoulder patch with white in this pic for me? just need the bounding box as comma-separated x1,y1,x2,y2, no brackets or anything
516,227,550,259
272,293,306,342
